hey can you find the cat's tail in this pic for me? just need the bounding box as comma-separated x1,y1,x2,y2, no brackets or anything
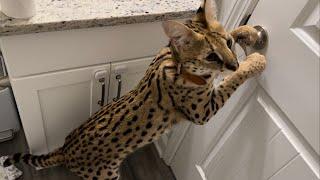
3,148,65,169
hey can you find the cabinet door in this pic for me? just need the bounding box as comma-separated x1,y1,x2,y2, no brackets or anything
11,64,110,154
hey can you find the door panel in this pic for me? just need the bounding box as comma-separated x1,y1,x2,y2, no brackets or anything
269,156,318,180
38,81,91,152
228,156,318,180
196,89,319,180
171,80,259,180
249,0,319,154
11,64,110,153
203,91,298,180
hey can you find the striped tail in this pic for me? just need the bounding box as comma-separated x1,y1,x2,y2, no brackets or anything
3,148,65,169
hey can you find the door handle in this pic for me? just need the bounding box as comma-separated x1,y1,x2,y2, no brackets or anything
237,25,269,55
113,74,122,102
239,15,268,53
252,25,268,50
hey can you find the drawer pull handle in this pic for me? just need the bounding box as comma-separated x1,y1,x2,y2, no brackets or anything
97,78,105,107
113,75,122,102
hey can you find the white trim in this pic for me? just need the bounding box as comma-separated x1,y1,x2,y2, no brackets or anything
224,0,260,30
154,128,173,158
154,141,164,158
195,164,207,180
290,0,320,56
163,121,191,165
154,121,191,165
291,28,319,56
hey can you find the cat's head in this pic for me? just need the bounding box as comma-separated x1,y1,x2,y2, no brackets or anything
162,0,238,84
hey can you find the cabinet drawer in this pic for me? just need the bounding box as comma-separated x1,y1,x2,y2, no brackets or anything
1,22,167,78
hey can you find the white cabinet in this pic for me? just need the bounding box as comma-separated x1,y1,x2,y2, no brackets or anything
11,64,110,154
0,21,187,156
9,56,181,156
0,21,170,154
11,57,157,155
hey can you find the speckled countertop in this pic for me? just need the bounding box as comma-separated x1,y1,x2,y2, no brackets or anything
0,0,200,36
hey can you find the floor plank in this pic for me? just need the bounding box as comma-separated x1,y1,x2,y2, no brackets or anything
126,145,176,180
0,130,176,180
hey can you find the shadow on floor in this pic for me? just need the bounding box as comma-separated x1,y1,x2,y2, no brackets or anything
0,130,176,180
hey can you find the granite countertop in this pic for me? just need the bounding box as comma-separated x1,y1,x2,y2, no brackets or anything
0,0,200,36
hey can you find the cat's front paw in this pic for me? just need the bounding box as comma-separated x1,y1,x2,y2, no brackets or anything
238,52,266,78
231,25,259,47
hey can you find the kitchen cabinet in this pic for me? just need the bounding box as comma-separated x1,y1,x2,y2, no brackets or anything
9,54,183,157
10,55,159,154
1,21,169,154
11,64,110,153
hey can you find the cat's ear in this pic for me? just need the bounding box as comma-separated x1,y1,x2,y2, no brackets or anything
204,0,223,32
194,0,223,33
204,0,218,23
192,0,206,22
162,20,198,49
193,0,218,23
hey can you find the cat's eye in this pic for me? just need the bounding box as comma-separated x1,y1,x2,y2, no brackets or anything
206,53,223,64
227,39,233,49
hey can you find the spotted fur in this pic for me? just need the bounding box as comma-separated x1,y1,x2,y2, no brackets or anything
4,0,266,179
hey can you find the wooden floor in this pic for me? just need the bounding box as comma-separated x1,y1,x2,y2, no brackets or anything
0,130,176,180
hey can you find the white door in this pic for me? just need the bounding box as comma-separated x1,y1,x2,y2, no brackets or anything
11,64,110,154
170,0,319,180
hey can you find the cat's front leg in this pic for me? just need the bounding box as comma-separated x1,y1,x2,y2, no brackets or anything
211,53,266,113
236,52,266,78
230,25,259,49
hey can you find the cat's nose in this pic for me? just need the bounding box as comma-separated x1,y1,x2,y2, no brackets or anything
224,51,239,71
225,61,239,71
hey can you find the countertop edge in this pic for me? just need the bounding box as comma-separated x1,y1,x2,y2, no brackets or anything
0,10,196,37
